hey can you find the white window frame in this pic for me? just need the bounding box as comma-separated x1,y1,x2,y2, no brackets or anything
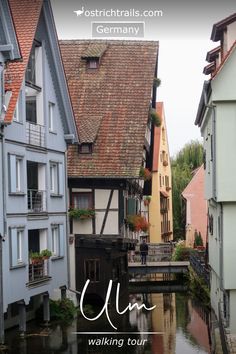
51,224,64,258
9,154,24,194
50,162,64,196
50,163,58,194
10,227,25,267
16,157,21,192
13,100,19,122
49,102,55,132
17,229,23,263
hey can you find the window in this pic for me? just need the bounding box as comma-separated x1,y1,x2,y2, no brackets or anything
165,176,169,188
51,224,64,257
17,230,23,263
159,174,162,187
16,158,21,192
10,227,24,267
25,41,42,87
87,58,99,69
9,154,23,194
49,102,55,132
162,128,165,143
85,259,100,282
26,45,36,84
72,192,93,209
26,96,37,123
209,214,214,235
13,100,19,122
78,143,93,154
50,162,63,195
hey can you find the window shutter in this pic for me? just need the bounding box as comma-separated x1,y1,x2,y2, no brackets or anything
10,228,18,267
127,199,136,215
59,224,64,256
58,163,64,195
9,154,17,193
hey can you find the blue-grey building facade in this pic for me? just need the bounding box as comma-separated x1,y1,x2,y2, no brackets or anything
0,0,78,335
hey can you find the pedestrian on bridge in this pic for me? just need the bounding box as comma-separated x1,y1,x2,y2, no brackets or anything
140,239,149,265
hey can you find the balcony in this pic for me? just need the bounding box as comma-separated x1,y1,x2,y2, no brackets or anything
26,121,45,147
28,189,46,213
28,259,50,284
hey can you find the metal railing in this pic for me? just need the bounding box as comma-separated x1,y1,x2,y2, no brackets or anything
29,259,49,283
28,189,47,213
218,301,231,354
129,243,173,263
26,121,45,147
189,253,210,287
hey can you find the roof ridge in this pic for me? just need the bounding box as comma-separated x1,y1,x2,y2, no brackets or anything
59,39,159,46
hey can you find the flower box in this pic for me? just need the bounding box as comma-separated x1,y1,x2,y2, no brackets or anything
126,215,150,232
69,208,95,220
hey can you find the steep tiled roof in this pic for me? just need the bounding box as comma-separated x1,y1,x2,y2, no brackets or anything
4,0,43,123
152,102,163,172
60,40,158,178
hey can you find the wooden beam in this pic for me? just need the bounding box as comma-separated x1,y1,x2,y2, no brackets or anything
100,189,114,235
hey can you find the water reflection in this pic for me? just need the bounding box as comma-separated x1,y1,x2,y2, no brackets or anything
5,293,210,354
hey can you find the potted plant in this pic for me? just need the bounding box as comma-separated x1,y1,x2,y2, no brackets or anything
68,208,95,220
126,215,150,232
40,249,52,260
139,167,152,181
30,252,43,265
150,109,161,127
143,196,151,206
153,77,161,88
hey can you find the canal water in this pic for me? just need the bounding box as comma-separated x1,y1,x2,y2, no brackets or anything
4,292,211,354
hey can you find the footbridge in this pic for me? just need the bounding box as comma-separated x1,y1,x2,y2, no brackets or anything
128,261,190,275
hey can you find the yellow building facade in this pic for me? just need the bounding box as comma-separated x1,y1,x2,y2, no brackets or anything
149,102,173,243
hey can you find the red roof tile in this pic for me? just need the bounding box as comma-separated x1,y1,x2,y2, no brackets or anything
4,0,43,123
60,40,159,178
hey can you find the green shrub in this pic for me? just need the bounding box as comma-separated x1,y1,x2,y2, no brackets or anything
68,208,95,219
172,243,194,261
150,110,161,127
153,77,161,88
50,298,77,322
77,304,95,317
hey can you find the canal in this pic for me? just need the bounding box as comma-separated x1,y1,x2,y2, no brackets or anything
4,291,211,354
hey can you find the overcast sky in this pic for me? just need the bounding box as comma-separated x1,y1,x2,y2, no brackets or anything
51,0,236,156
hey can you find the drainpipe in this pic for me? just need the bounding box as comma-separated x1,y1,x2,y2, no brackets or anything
0,124,6,344
0,59,7,344
64,150,71,291
219,204,224,289
212,105,217,200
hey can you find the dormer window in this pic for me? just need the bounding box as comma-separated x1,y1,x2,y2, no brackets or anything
87,58,99,69
78,143,93,154
81,43,108,71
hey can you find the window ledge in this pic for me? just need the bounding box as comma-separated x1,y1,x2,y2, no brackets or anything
26,276,52,287
13,120,23,125
9,192,26,196
50,193,63,198
51,256,64,261
49,130,57,135
10,263,27,270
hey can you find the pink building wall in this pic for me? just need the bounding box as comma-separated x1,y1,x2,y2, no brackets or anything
182,165,208,247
